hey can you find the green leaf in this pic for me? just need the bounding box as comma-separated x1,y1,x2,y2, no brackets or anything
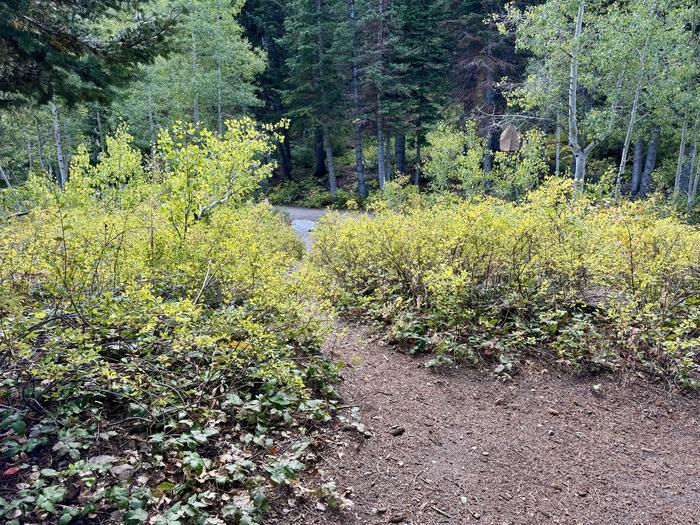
11,420,27,436
155,481,176,492
123,508,149,525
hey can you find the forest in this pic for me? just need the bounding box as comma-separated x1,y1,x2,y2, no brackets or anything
1,0,699,524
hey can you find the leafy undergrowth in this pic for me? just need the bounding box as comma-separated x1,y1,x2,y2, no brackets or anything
311,179,700,388
0,123,343,524
266,179,355,210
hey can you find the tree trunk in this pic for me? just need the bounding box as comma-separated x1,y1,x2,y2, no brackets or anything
483,146,493,173
614,63,644,202
313,127,326,177
377,115,386,189
147,87,156,148
27,141,34,172
574,151,587,190
673,109,689,200
376,0,387,189
690,155,700,213
95,105,105,153
34,117,48,172
640,126,659,197
349,0,367,198
568,0,597,188
631,137,644,196
684,139,697,198
682,116,698,195
277,142,291,181
414,132,422,185
353,124,367,198
49,98,68,189
217,63,224,135
555,117,562,176
282,136,293,179
395,132,406,174
322,128,337,198
384,132,392,180
190,1,200,124
0,161,11,188
64,119,72,166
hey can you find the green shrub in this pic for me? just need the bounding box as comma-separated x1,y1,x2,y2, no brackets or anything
0,121,337,525
267,178,356,209
422,121,547,200
311,178,700,387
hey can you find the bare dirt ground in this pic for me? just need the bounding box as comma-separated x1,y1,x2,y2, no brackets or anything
267,323,700,525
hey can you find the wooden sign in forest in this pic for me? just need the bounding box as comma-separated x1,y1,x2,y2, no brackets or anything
500,125,522,152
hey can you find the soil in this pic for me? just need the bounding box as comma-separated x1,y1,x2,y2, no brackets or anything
267,207,700,525
267,323,700,525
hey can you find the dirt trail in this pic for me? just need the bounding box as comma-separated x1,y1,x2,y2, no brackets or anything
269,324,700,525
270,208,700,525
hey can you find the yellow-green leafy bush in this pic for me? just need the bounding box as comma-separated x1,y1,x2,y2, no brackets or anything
423,121,547,200
0,121,338,525
311,178,700,387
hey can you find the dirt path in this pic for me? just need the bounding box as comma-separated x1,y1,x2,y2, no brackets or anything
269,324,700,525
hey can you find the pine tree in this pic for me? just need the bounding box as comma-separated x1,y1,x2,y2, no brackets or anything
241,0,294,179
0,0,178,107
282,0,348,196
390,0,450,179
448,0,526,170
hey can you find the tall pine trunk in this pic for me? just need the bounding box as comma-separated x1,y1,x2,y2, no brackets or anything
49,98,68,189
375,0,387,189
395,132,406,174
377,114,386,189
277,142,291,181
350,0,367,198
414,132,422,185
631,137,644,196
322,128,337,198
640,126,659,197
282,136,293,179
313,127,326,177
34,117,48,172
384,133,392,180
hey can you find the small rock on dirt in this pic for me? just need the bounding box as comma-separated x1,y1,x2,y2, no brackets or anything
389,426,406,437
109,464,135,481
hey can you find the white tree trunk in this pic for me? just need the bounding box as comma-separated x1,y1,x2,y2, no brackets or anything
0,161,11,188
567,0,598,188
614,54,645,202
50,98,68,189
